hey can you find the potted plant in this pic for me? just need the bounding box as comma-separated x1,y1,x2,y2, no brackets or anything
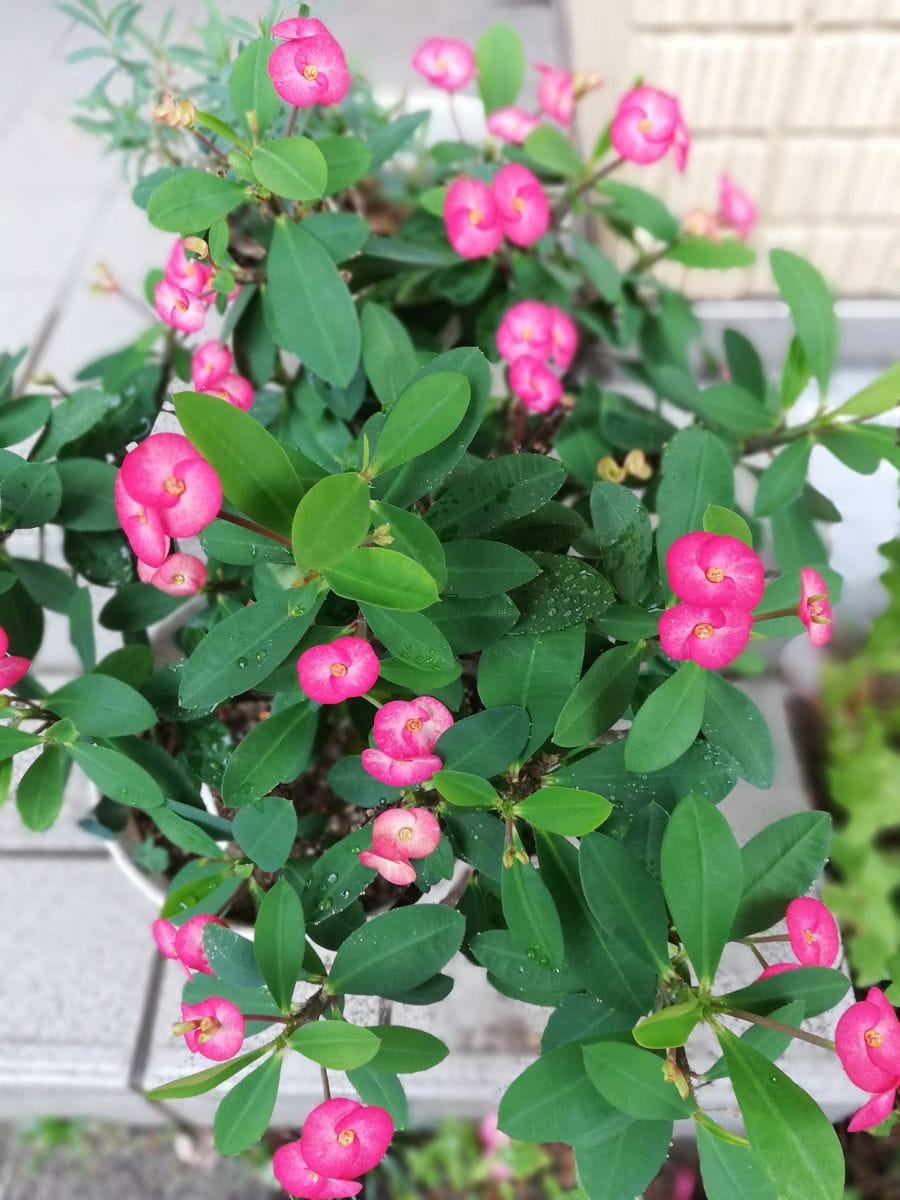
3,3,899,1197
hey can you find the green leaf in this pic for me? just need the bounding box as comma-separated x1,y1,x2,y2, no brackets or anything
254,879,306,1011
251,137,327,200
221,702,314,807
301,212,370,261
665,237,756,268
0,394,50,446
656,428,735,572
770,249,837,394
625,662,707,774
147,169,246,233
291,473,371,569
574,1114,674,1200
553,644,641,748
345,1066,408,1129
583,1042,694,1120
367,1026,448,1074
233,796,298,872
573,234,622,302
475,23,525,112
442,539,538,597
0,726,42,760
600,181,680,241
360,303,419,408
147,1046,271,1101
704,1001,804,1082
288,1020,380,1070
692,383,774,436
501,857,565,968
213,1053,283,1156
590,482,652,603
99,583,186,632
153,807,223,860
327,906,464,998
524,124,582,177
268,219,361,388
203,925,266,989
516,785,611,837
716,1026,844,1200
318,134,373,194
724,329,766,401
434,706,530,777
301,828,376,924
44,675,155,738
175,391,304,534
427,454,566,538
719,967,850,1019
54,458,118,531
65,742,164,809
370,372,470,476
703,504,752,545
832,361,900,418
229,36,279,137
732,812,831,938
580,832,670,974
0,462,61,528
780,335,812,408
200,519,293,566
697,1124,778,1200
323,548,438,611
661,794,741,985
633,999,703,1049
368,502,447,589
16,745,66,832
702,674,774,788
754,436,813,517
499,1043,616,1143
432,769,498,809
771,501,827,573
512,553,613,635
471,929,579,1005
362,606,454,675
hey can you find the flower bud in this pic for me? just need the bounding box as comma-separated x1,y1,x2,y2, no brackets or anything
183,237,209,260
598,455,626,483
372,523,394,546
154,93,196,128
573,70,603,98
662,1056,691,1101
624,448,653,480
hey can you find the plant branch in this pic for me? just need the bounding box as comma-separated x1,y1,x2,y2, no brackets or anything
216,509,293,549
728,1008,835,1052
739,939,770,970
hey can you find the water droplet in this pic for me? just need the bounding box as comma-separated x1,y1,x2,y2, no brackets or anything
237,656,248,669
325,872,338,885
317,898,333,912
256,650,268,663
350,846,361,854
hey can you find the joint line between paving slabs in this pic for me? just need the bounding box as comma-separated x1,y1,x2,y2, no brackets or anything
127,950,165,1107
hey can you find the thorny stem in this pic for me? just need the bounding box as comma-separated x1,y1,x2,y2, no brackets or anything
320,1066,332,1101
243,1013,291,1024
728,1008,836,1052
216,509,293,549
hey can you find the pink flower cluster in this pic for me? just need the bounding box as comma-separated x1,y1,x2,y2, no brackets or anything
273,1098,394,1199
268,17,350,108
358,807,441,885
152,912,226,977
0,624,29,690
154,239,215,334
611,85,690,172
758,898,841,979
683,174,757,244
190,340,254,411
496,300,577,413
836,987,900,1132
114,432,220,595
444,165,549,259
297,637,380,705
361,697,453,787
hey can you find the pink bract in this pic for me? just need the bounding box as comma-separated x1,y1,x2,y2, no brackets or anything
360,748,443,788
536,64,574,125
848,1088,897,1133
666,531,765,609
785,897,840,968
139,552,207,597
357,849,418,887
119,433,222,539
301,1098,394,1180
658,602,753,669
478,1111,512,1183
173,913,227,975
758,961,800,980
179,997,245,1062
273,1142,362,1199
610,85,684,167
268,19,350,107
487,106,541,145
373,696,454,758
798,566,832,647
154,279,207,333
114,472,170,568
444,177,503,260
190,340,233,390
492,163,550,247
496,301,553,363
200,372,255,411
296,636,380,704
0,656,29,689
835,988,900,1094
412,37,475,92
151,918,178,960
165,239,213,297
719,173,757,241
547,307,578,371
508,356,563,414
370,807,440,860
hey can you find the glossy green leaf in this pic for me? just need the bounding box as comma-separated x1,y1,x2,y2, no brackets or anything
704,1001,804,1082
233,796,298,872
754,436,813,517
580,832,670,974
434,706,530,777
318,134,373,194
301,212,369,261
44,675,155,737
291,473,371,569
367,1026,448,1074
697,1124,777,1199
54,458,119,530
432,769,498,809
770,249,837,394
553,643,641,747
633,999,703,1049
16,744,66,832
327,906,464,998
301,828,375,923
656,427,734,573
345,1066,408,1129
719,966,850,1019
590,481,652,603
426,593,518,653
288,1021,380,1070
368,503,447,589
574,1113,674,1200
229,36,279,137
427,454,566,538
475,22,525,112
732,812,832,938
360,303,419,408
99,583,186,632
213,1053,283,1156
65,742,164,809
666,237,756,269
203,925,266,989
512,553,614,634
832,361,900,418
703,503,752,545
516,785,611,837
370,372,470,475
501,857,565,968
625,662,706,773
771,500,827,573
251,137,327,200
0,462,61,528
254,879,306,1012
524,124,582,177
498,1043,615,1143
600,180,680,241
0,726,42,760
361,605,454,674
471,930,580,1006
442,539,538,597
583,1042,694,1119
221,702,314,807
595,605,658,642
147,1046,271,1102
199,519,293,566
692,382,774,436
702,674,774,788
323,548,438,611
153,807,223,860
147,169,245,233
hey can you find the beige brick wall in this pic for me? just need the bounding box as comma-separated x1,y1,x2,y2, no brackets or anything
566,0,900,296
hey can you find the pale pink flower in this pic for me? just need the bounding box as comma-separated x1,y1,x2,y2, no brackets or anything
176,997,245,1062
154,279,207,333
496,301,553,363
536,63,574,125
0,626,29,690
508,356,563,414
119,433,222,540
719,173,757,241
478,1111,512,1182
666,532,765,610
137,552,207,596
297,636,380,704
492,163,550,247
412,37,475,92
547,306,578,371
299,1098,394,1181
151,918,179,960
190,340,233,390
835,987,900,1131
359,807,440,884
200,373,255,411
658,602,753,669
373,697,454,759
785,897,840,968
673,116,691,172
360,748,443,788
114,472,170,568
268,17,350,108
798,567,832,647
273,1143,361,1199
611,85,688,170
173,913,226,975
682,209,719,240
444,177,503,259
164,238,213,298
487,106,541,145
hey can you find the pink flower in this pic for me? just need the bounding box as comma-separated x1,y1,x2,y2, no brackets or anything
536,64,574,125
360,749,443,788
119,433,222,540
666,532,765,610
496,301,553,363
508,356,563,414
152,918,193,979
190,340,233,390
412,37,475,92
175,997,245,1062
492,164,550,247
173,913,227,975
297,636,380,704
798,567,832,647
373,697,453,759
719,173,757,241
547,306,578,371
611,85,688,170
835,987,900,1131
154,279,207,333
199,373,255,411
114,472,170,568
273,1143,361,1199
478,1111,512,1182
137,552,207,596
268,18,350,108
300,1098,394,1181
359,807,441,884
785,897,840,968
0,626,29,690
165,239,213,297
658,602,753,669
758,961,800,980
683,209,719,240
444,177,503,260
487,106,541,145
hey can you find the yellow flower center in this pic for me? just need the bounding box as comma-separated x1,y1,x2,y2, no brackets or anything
174,298,188,312
865,1029,883,1048
330,662,348,676
803,928,816,945
521,323,534,341
172,573,186,586
637,117,652,133
512,195,526,213
397,826,414,843
692,623,714,640
468,208,482,226
337,1130,356,1147
406,718,423,732
164,476,186,497
136,505,148,526
197,1017,221,1044
705,566,725,583
303,63,319,81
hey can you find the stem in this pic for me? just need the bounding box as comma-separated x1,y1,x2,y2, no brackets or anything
285,106,300,138
572,155,624,199
360,692,383,709
748,934,791,944
754,607,798,622
243,1013,291,1024
728,1008,836,1052
742,411,872,456
448,93,466,143
740,939,770,970
320,1066,332,1101
217,509,292,549
192,128,229,163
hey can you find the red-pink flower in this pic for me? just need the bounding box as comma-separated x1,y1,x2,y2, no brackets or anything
154,279,207,334
137,552,207,596
492,164,550,247
114,473,170,568
119,433,222,540
536,63,574,125
173,913,226,975
200,373,255,411
798,567,832,647
412,37,474,92
360,749,443,788
175,997,245,1062
444,177,503,259
0,625,30,690
165,238,213,297
300,1098,394,1181
496,301,553,363
268,18,350,107
611,85,688,170
151,918,192,978
190,340,233,390
666,532,765,609
785,897,840,968
359,807,441,885
547,306,578,371
758,961,800,980
297,636,380,704
373,697,453,759
719,173,757,241
658,602,753,669
835,987,900,1131
509,356,563,414
273,1142,362,1199
487,106,540,145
